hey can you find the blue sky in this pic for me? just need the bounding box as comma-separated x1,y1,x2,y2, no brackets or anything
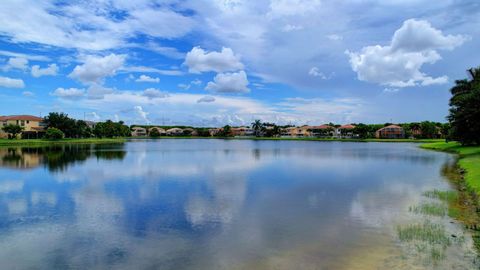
0,0,479,126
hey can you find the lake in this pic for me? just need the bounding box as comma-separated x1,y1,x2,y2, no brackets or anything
0,139,478,269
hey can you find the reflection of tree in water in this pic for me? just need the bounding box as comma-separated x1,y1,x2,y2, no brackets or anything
0,144,126,171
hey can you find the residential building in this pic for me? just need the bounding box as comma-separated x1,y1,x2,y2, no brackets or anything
148,127,166,136
166,128,184,136
375,125,405,139
0,115,44,139
231,126,254,137
131,127,147,137
208,128,222,136
338,124,356,138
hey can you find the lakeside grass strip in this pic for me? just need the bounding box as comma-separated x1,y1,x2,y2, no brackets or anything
420,142,480,196
0,138,126,147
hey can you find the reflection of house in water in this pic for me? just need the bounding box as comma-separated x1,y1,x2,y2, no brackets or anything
0,145,127,171
0,148,42,170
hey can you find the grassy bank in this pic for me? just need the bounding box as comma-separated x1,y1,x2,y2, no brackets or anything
0,138,126,147
421,142,480,194
132,136,444,143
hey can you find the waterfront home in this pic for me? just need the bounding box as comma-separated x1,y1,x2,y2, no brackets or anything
308,125,335,137
231,126,254,137
208,128,222,136
375,125,405,139
131,127,147,137
0,115,45,139
148,127,166,136
183,128,198,136
338,124,356,138
166,128,184,136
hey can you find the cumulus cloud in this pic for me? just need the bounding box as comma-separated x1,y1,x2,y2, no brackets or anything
197,96,216,103
347,19,468,87
184,47,244,73
205,70,250,93
142,88,169,99
0,76,24,88
133,105,149,123
31,63,58,77
69,54,126,84
51,87,85,99
135,74,160,83
6,57,28,70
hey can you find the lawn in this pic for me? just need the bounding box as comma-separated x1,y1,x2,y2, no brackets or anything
0,138,126,147
421,142,480,194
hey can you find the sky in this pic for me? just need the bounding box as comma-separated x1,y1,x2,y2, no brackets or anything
0,0,479,127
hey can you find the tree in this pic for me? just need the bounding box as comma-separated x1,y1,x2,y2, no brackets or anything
352,123,369,139
150,128,161,137
44,127,64,140
43,112,77,138
420,121,438,139
447,67,480,145
251,119,263,137
2,124,23,139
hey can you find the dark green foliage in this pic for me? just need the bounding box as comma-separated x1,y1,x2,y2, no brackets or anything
94,120,130,138
149,128,161,137
44,127,64,140
352,123,369,139
217,125,231,137
1,124,23,139
251,119,263,137
448,67,480,145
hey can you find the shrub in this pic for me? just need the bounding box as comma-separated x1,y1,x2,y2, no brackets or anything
45,127,64,140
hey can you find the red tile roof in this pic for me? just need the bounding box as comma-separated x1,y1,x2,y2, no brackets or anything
339,124,356,129
0,115,43,121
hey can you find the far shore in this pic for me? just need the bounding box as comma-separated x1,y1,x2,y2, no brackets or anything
0,137,445,147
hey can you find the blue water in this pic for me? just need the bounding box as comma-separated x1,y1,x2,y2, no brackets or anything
0,140,476,269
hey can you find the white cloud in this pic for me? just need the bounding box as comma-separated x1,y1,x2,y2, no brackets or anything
205,70,250,93
184,47,244,73
347,19,468,87
268,0,322,18
191,79,202,85
51,87,85,99
0,50,50,61
121,66,183,76
86,84,114,100
135,74,160,83
31,63,58,77
326,34,342,41
178,79,202,90
197,96,216,103
69,54,126,84
142,88,168,99
22,91,35,97
308,67,328,79
133,105,149,123
7,57,28,70
0,76,24,88
282,24,303,32
383,88,400,93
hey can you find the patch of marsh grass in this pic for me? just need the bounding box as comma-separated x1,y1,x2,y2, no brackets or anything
397,222,451,247
409,203,447,217
423,189,458,203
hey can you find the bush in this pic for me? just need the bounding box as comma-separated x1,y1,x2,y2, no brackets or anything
45,127,64,140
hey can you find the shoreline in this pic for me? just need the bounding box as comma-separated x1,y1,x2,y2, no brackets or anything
0,138,126,147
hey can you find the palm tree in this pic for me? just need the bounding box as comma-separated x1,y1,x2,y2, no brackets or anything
251,119,263,137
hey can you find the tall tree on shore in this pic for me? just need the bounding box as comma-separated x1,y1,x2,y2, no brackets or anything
448,67,480,145
251,119,263,137
1,124,23,139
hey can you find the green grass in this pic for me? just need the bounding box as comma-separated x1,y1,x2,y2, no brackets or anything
397,221,451,246
409,203,447,217
421,142,480,195
0,138,126,147
423,189,458,204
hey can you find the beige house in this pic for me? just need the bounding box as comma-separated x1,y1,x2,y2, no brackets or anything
0,115,44,138
166,128,184,136
231,126,254,136
131,127,147,137
148,127,166,136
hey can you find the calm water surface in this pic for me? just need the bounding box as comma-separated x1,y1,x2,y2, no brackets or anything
0,140,477,269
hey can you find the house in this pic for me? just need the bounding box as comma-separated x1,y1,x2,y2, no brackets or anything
0,115,45,139
307,125,335,137
375,125,405,139
166,128,184,136
208,128,222,136
337,124,356,138
231,126,254,137
182,128,198,136
131,127,147,137
148,127,166,136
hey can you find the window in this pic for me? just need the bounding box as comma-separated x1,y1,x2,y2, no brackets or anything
21,120,25,126
27,120,30,124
